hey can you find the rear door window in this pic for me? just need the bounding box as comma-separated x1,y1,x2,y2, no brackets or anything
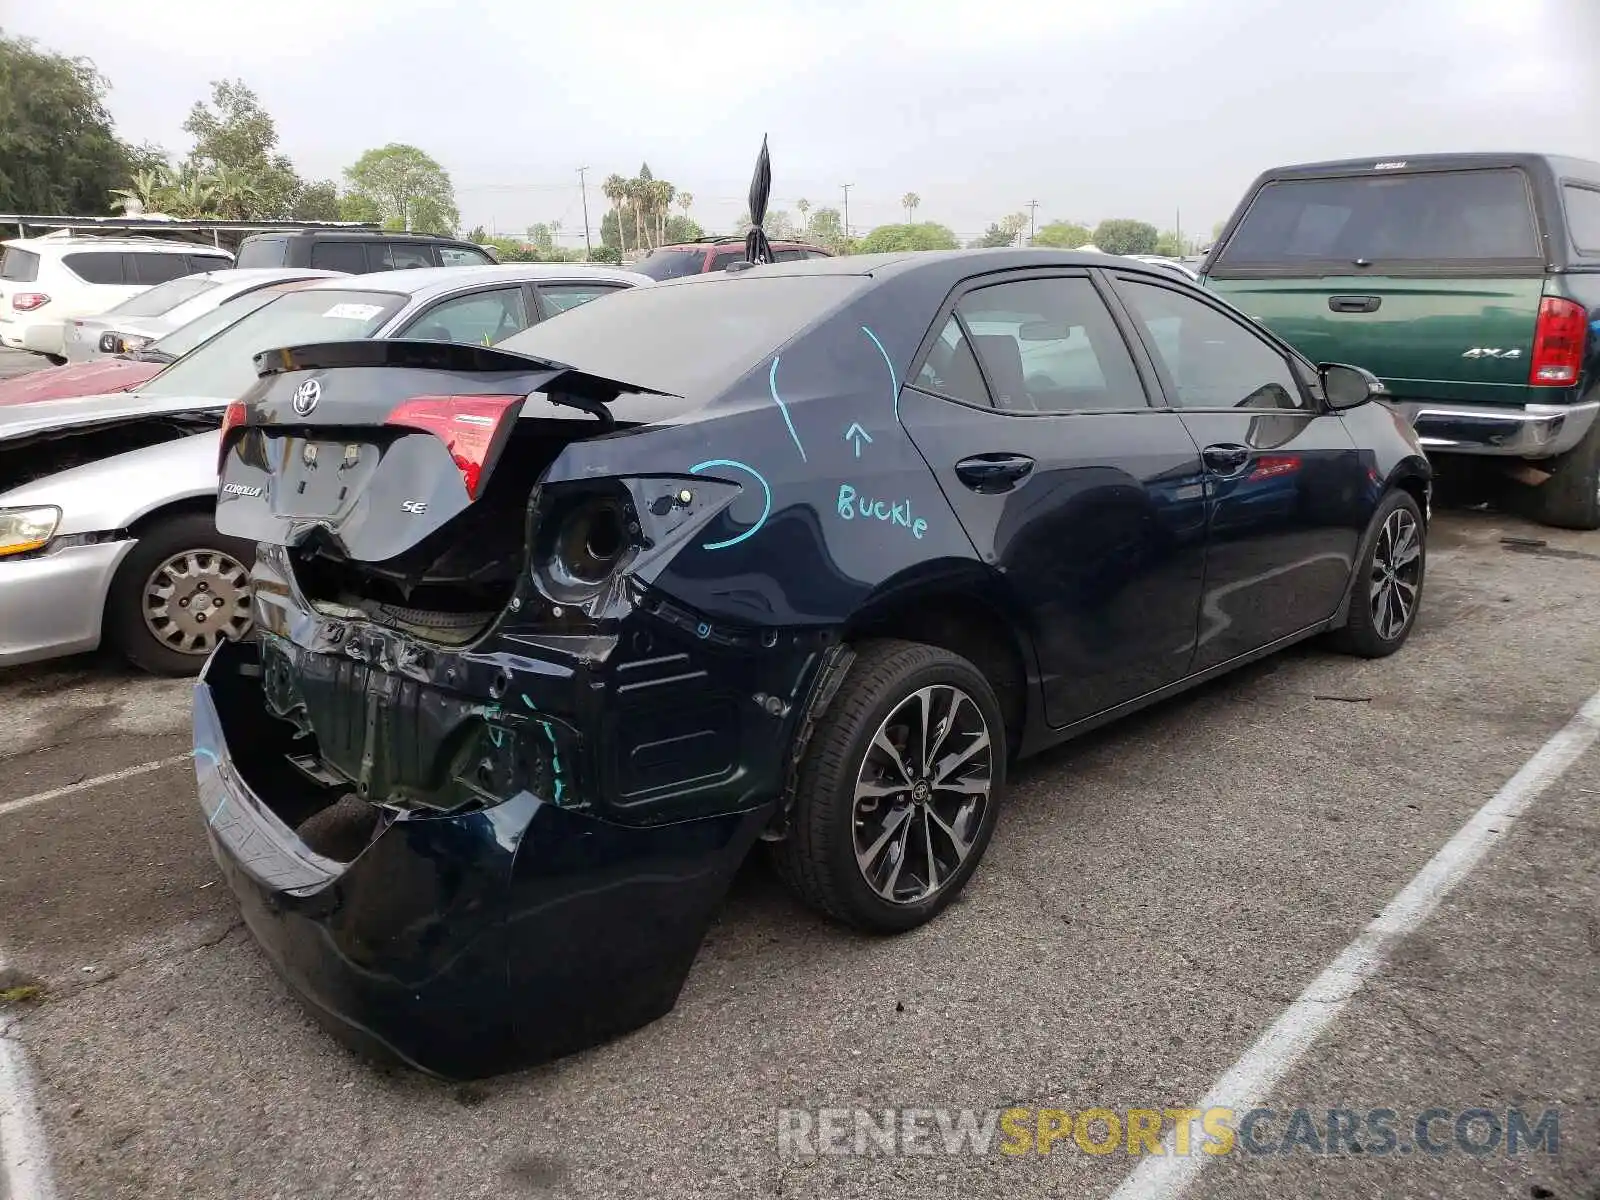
62,252,127,284
1216,168,1541,272
402,287,530,344
1564,184,1600,255
309,241,368,273
108,274,219,318
534,283,625,320
129,253,196,284
372,242,436,271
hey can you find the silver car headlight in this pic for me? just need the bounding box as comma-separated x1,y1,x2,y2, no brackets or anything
0,506,61,557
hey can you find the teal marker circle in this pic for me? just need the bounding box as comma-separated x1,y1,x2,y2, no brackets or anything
689,458,772,550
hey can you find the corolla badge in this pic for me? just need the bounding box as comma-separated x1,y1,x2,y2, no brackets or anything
292,378,322,416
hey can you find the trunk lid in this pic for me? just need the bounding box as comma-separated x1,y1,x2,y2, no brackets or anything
217,339,664,561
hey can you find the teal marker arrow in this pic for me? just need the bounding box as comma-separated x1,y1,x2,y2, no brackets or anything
844,422,873,458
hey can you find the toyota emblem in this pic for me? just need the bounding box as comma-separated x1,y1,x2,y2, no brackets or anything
292,379,322,416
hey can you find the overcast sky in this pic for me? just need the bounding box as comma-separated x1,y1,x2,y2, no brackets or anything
10,0,1600,246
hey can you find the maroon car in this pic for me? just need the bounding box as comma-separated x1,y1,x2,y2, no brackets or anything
632,236,832,280
0,279,323,406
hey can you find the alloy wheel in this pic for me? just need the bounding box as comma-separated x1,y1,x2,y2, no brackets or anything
141,549,252,656
1368,508,1422,641
852,684,992,905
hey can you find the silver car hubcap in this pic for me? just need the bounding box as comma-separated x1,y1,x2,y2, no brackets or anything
142,549,252,655
852,684,992,905
1369,509,1422,641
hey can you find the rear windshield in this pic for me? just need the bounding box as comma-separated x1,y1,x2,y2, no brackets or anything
235,238,287,269
108,274,220,318
141,288,404,400
1,248,39,283
147,286,301,360
1216,168,1540,272
633,249,708,281
497,274,867,396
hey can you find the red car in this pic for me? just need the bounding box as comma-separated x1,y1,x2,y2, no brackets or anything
0,279,322,406
631,236,833,280
0,356,162,406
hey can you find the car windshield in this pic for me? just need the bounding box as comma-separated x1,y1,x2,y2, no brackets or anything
139,289,405,399
142,285,306,363
107,275,222,319
633,250,708,281
497,274,867,397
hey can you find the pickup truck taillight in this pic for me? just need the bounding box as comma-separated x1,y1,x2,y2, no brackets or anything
1528,296,1587,386
10,293,49,312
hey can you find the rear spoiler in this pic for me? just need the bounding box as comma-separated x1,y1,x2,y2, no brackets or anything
252,339,676,406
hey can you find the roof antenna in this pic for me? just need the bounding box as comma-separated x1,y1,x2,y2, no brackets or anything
734,134,773,271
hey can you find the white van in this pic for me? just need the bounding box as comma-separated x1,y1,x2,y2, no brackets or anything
0,234,234,362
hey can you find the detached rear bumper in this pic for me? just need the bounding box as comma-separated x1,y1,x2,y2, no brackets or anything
194,639,774,1079
1397,398,1599,458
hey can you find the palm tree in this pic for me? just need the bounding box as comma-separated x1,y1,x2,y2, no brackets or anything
796,197,810,234
111,168,171,215
677,191,694,219
902,192,921,224
550,219,563,255
207,165,263,220
626,177,648,250
653,180,675,245
602,173,629,254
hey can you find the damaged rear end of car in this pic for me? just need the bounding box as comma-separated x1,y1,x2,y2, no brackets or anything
196,338,836,1078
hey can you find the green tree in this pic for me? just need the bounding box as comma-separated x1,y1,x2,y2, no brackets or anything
588,244,622,264
182,79,300,217
901,192,921,223
291,179,341,221
795,197,810,232
664,214,702,244
338,192,383,224
857,222,959,253
1032,221,1093,249
806,206,846,253
975,223,1016,248
1153,230,1183,257
0,35,133,214
344,143,459,235
1092,219,1159,255
602,173,630,253
466,225,489,243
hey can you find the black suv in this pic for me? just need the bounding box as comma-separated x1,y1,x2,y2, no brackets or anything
235,230,496,273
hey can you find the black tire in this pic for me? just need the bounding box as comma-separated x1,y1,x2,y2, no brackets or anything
44,354,67,366
1328,490,1426,658
105,511,256,676
1528,415,1600,531
769,639,1006,933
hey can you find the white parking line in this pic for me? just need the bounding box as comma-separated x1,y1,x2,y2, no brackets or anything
0,755,192,820
0,952,58,1200
1108,683,1600,1200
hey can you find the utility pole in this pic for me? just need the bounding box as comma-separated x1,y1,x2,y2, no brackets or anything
842,183,852,243
577,166,594,260
1026,199,1039,246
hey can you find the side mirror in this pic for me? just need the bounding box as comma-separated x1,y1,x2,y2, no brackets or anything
1319,362,1385,411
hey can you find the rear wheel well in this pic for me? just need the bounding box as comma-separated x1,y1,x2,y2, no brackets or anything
844,594,1028,754
1393,473,1429,522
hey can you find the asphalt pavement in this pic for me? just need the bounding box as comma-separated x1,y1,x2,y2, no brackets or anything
0,447,1597,1197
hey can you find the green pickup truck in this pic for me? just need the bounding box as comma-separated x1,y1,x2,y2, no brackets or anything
1202,153,1600,529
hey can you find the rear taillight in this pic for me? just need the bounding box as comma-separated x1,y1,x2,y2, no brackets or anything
218,400,247,471
11,293,49,312
1528,296,1588,386
385,394,521,499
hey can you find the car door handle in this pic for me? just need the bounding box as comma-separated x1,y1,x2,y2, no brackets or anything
1202,444,1251,475
955,453,1035,493
1328,295,1381,313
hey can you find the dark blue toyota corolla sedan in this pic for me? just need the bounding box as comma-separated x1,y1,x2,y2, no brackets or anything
195,250,1430,1077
